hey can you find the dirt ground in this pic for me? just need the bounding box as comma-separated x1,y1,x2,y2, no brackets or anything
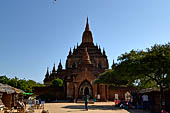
34,102,149,113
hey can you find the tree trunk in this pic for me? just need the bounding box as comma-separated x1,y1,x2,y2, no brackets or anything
160,86,165,111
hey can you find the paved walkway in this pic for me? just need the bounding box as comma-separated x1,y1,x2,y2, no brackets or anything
34,102,148,113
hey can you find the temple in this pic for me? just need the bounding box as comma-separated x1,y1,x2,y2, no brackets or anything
43,18,130,101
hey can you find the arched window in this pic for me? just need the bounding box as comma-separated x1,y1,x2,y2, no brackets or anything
72,63,76,68
98,63,102,69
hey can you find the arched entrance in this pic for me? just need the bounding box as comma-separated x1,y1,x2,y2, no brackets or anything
84,87,89,95
78,80,93,98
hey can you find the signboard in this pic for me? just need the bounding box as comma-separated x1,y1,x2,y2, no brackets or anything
115,94,118,99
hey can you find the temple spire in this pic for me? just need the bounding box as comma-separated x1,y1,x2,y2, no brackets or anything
85,17,90,31
82,17,93,43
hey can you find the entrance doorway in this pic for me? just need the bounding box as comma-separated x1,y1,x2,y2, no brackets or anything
84,87,89,95
78,80,93,98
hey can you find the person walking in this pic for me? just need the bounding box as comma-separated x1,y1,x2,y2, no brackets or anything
84,95,90,111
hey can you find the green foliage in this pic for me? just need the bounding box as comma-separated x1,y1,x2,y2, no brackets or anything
8,77,18,88
0,75,44,93
116,43,170,110
117,43,170,89
95,43,170,109
0,76,10,84
94,43,170,110
95,70,129,86
50,78,63,88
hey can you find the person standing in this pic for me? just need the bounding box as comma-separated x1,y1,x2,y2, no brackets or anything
97,94,100,102
142,94,149,110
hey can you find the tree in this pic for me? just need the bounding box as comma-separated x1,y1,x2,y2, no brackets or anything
0,75,10,84
51,78,63,88
8,77,18,88
0,75,44,93
95,43,170,110
17,79,31,93
117,43,170,110
95,69,129,86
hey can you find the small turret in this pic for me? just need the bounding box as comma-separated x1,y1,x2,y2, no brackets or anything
45,67,50,78
99,45,101,52
69,48,72,56
73,46,76,53
57,59,63,73
96,43,98,47
111,59,116,69
103,48,106,56
77,43,79,48
52,63,56,73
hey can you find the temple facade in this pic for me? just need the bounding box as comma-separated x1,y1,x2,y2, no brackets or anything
43,18,109,101
43,18,131,101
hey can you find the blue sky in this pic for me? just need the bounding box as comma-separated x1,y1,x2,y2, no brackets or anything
0,0,170,83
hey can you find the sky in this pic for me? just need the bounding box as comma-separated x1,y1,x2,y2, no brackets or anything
0,0,170,83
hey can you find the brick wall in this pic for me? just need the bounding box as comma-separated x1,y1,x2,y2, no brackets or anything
108,86,130,101
165,90,170,112
33,87,65,100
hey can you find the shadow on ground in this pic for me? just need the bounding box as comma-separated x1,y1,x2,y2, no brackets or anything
127,109,149,113
62,104,148,113
62,105,120,110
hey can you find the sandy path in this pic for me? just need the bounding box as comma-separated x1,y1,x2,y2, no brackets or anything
34,102,147,113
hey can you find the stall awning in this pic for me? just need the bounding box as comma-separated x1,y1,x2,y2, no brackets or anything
0,83,15,94
0,83,24,94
